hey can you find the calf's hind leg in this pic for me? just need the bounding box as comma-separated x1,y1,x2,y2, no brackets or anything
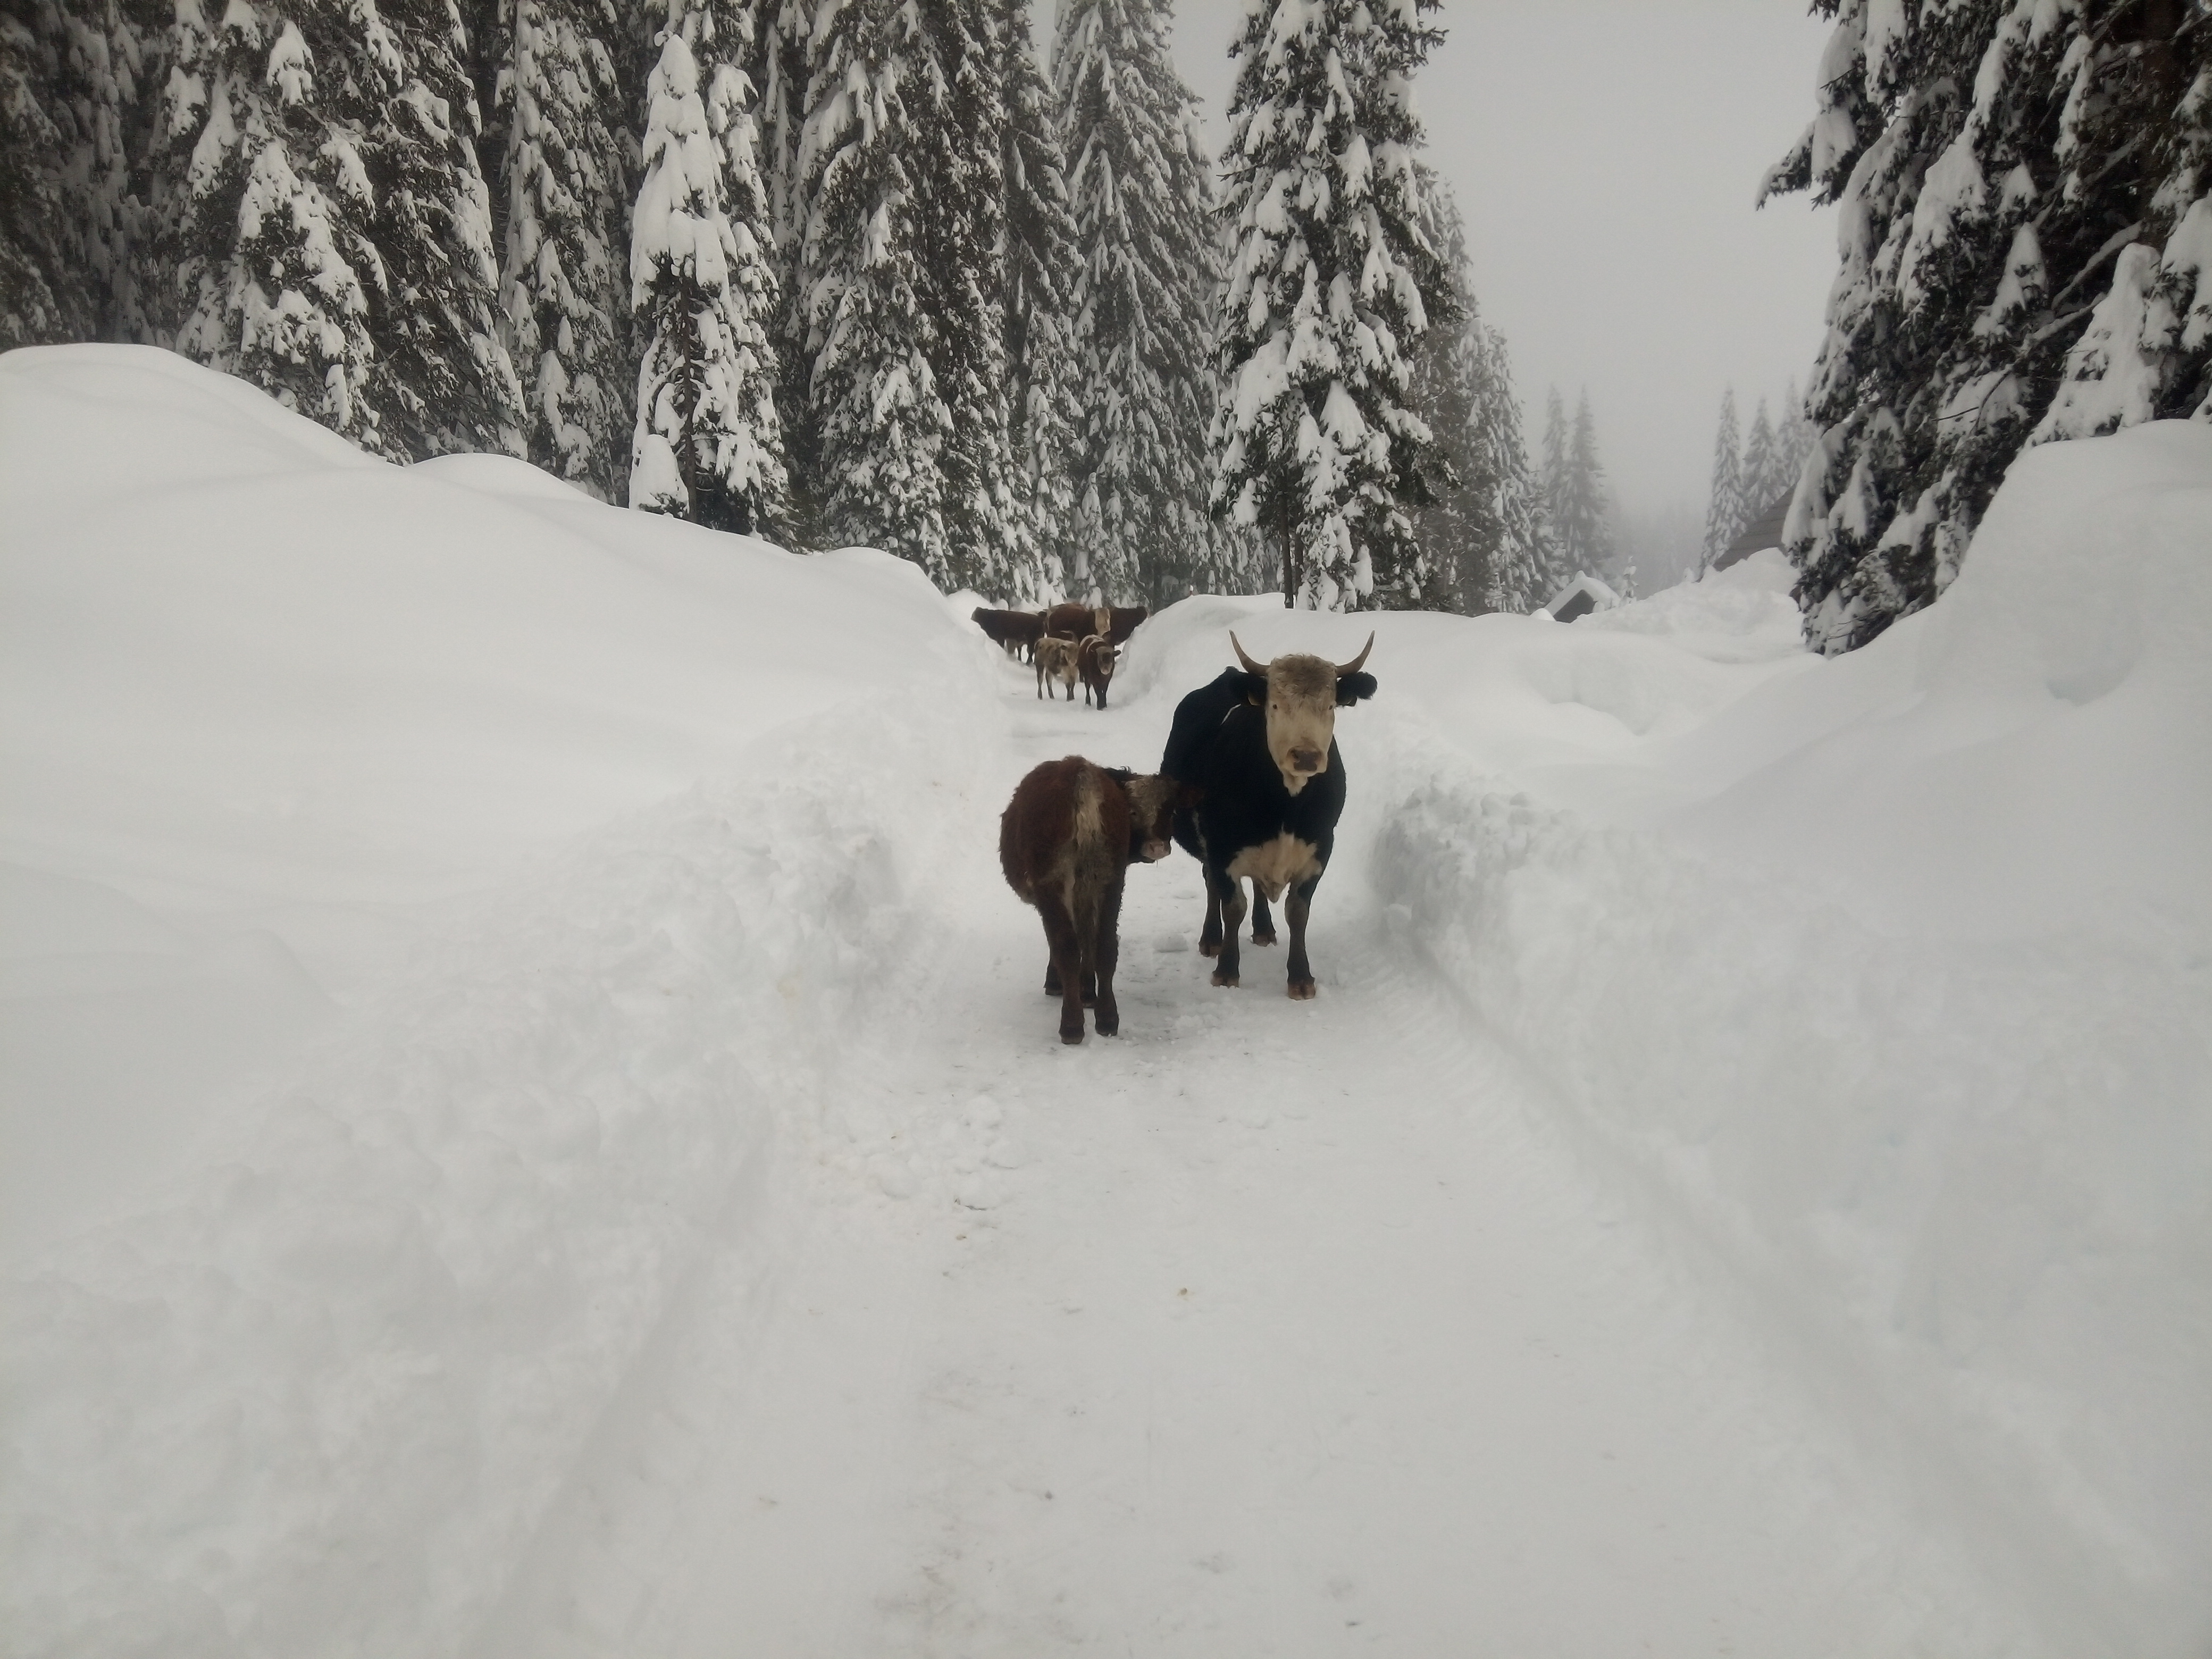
1034,891,1089,1043
1091,874,1126,1035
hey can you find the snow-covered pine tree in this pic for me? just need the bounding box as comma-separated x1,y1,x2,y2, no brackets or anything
1740,395,1783,522
2033,5,2212,439
793,0,952,573
161,0,521,458
915,0,1031,597
1556,389,1616,589
1054,0,1222,607
1700,386,1743,574
496,0,631,499
363,0,523,459
996,0,1074,602
1764,0,2211,653
1471,325,1547,614
631,7,786,534
1776,373,1815,494
1536,383,1573,590
1210,0,1451,611
0,0,162,348
1389,161,1473,612
163,1,390,448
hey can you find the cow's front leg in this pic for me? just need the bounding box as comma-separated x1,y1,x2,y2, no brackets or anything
1035,895,1087,1042
1249,886,1277,946
1093,874,1126,1035
1210,865,1246,987
1285,874,1321,999
1198,881,1224,957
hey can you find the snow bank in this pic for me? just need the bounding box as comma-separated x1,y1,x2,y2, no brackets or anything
1359,426,2212,1652
0,347,1004,1656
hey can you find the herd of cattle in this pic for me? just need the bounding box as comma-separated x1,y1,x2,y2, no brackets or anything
972,602,1147,708
994,619,1379,1044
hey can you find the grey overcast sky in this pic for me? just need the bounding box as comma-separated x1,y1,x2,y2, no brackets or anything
1041,0,1840,517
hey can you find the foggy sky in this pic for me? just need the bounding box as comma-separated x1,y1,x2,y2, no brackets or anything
1044,0,1841,518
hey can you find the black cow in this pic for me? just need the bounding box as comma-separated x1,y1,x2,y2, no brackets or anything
1160,632,1376,998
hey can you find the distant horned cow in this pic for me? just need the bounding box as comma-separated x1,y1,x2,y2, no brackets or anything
1160,631,1377,998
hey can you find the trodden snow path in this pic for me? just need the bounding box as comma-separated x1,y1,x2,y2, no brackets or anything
464,664,2034,1659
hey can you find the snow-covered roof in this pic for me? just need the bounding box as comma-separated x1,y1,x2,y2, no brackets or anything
1544,572,1622,622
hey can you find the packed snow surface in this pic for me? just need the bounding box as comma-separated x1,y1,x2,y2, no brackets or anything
4,347,2207,1656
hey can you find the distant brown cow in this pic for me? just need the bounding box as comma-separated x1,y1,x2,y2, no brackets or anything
973,607,1045,660
1045,602,1149,644
1078,634,1118,708
999,757,1186,1044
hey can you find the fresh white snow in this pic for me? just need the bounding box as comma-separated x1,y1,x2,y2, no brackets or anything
3,345,2207,1656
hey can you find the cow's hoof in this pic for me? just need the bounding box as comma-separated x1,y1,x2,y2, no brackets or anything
1199,940,1222,958
1060,1027,1085,1045
1251,929,1278,946
1287,977,1317,1000
1210,970,1239,988
1095,1016,1120,1037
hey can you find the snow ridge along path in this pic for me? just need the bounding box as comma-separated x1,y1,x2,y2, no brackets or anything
465,666,2032,1659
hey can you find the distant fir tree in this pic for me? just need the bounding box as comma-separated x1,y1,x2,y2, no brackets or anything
1763,0,2212,654
1555,389,1616,589
630,10,786,534
0,0,162,348
1535,384,1572,591
1389,162,1472,612
794,0,952,573
1740,396,1783,518
1700,386,1744,574
495,0,632,499
997,0,1075,601
1470,328,1548,613
1053,0,1221,607
161,0,521,459
1210,0,1451,611
1775,374,1815,498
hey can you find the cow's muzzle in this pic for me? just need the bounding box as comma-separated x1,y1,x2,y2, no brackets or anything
1289,748,1325,774
1141,838,1172,862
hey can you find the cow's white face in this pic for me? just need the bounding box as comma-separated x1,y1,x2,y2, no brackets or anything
1259,655,1341,795
1233,632,1378,797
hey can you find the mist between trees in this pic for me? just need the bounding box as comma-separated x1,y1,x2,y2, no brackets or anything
6,0,2205,641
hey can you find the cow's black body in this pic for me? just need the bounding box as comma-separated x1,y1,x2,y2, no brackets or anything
1162,667,1369,994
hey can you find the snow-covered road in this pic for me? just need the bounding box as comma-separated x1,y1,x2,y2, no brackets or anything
8,353,2206,1657
465,671,2025,1658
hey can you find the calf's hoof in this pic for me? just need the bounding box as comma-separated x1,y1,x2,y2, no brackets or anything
1059,1025,1086,1045
1210,970,1239,988
1095,1012,1120,1037
1251,929,1278,946
1199,940,1222,958
1287,976,1317,1000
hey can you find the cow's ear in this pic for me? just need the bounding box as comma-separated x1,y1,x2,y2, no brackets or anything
1236,670,1267,705
1177,782,1206,810
1336,672,1378,706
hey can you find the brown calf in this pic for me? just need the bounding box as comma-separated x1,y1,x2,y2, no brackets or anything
999,758,1185,1044
1078,634,1117,708
1034,634,1080,699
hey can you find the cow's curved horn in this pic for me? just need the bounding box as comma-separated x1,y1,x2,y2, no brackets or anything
1230,631,1269,675
1336,632,1376,676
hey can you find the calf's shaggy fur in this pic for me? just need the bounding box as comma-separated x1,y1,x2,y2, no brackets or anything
999,757,1184,1044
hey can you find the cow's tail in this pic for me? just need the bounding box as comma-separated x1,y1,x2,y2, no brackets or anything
1067,766,1119,988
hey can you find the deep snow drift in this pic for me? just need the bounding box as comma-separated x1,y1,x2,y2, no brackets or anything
3,347,2207,1656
